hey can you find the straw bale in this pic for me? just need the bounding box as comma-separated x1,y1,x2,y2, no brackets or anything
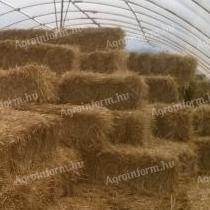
0,28,125,52
193,80,210,98
51,27,125,52
29,146,84,200
128,53,197,85
184,79,210,101
0,40,42,68
110,110,148,145
80,50,127,73
152,104,193,141
58,71,148,110
0,29,46,40
46,182,167,210
0,40,79,73
194,137,210,172
192,105,210,136
145,76,179,103
150,140,197,176
61,108,113,156
127,53,153,74
43,45,79,74
0,64,57,106
91,144,178,194
52,146,84,185
0,108,61,175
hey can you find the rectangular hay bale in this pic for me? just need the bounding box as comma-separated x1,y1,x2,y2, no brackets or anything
110,110,148,145
90,145,178,194
50,27,125,52
192,105,210,136
145,76,179,103
58,71,148,110
194,137,210,173
60,106,113,154
151,140,197,176
184,79,210,102
0,40,79,74
0,64,57,106
152,104,193,141
0,109,61,176
0,29,47,40
80,50,127,73
128,53,197,85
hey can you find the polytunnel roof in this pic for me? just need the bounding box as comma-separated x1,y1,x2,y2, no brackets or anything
0,0,209,75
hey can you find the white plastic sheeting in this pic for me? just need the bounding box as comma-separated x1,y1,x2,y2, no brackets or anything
0,0,209,75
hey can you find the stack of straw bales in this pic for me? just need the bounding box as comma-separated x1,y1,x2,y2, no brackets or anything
58,71,148,110
128,53,197,86
80,50,127,73
0,106,84,209
0,40,79,73
0,65,57,106
16,103,151,156
0,26,207,208
144,76,179,103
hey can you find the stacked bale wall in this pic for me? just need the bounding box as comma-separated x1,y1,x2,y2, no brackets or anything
0,26,209,209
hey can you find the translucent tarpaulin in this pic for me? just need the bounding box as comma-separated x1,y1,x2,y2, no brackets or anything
0,0,209,75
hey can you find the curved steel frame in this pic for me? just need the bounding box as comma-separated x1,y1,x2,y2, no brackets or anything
2,8,208,56
28,15,209,60
122,0,150,45
0,0,209,74
0,1,208,40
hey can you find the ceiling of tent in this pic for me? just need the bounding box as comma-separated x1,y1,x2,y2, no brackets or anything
0,0,209,75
